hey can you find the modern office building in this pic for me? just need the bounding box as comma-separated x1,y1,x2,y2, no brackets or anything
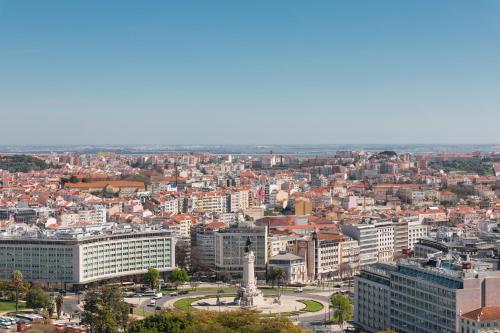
354,259,500,333
214,225,267,276
355,263,394,332
0,229,175,286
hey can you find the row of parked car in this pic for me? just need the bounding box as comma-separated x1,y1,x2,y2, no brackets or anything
0,316,16,329
0,313,45,330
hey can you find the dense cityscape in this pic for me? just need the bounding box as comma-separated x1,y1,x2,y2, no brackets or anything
0,149,499,332
2,0,500,332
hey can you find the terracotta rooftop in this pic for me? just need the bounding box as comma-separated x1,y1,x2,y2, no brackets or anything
462,306,500,322
65,181,145,189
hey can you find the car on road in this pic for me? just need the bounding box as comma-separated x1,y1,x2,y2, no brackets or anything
148,300,156,306
155,306,162,311
152,293,163,299
169,292,178,297
178,290,189,295
294,288,303,293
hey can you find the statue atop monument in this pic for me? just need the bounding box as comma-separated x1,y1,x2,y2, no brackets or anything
244,236,252,253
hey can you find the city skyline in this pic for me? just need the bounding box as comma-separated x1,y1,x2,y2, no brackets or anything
1,0,500,144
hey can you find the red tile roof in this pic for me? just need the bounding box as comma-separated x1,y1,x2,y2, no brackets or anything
462,306,500,322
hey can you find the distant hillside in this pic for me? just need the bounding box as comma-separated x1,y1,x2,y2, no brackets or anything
0,155,52,173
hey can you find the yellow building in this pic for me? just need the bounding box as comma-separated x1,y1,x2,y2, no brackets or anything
294,197,312,216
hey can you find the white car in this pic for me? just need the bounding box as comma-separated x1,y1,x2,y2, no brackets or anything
153,293,163,299
148,300,156,306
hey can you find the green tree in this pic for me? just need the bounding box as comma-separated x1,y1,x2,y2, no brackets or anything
26,287,51,310
11,270,23,313
267,267,287,288
55,294,64,319
143,268,161,290
82,286,129,333
47,299,55,318
330,293,353,327
168,268,190,289
127,310,308,333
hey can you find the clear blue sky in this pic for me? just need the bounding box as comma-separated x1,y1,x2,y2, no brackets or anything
1,0,499,145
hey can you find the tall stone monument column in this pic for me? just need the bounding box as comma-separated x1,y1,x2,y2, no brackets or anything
242,250,255,289
237,236,264,308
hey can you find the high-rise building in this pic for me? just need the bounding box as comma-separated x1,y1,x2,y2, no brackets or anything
214,225,268,276
354,259,500,333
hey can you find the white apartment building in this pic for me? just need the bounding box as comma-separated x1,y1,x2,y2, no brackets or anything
339,238,361,277
407,220,428,250
374,220,394,262
192,192,227,213
268,235,297,257
228,190,250,212
341,223,378,266
158,197,179,213
297,232,353,280
60,206,107,225
342,219,394,264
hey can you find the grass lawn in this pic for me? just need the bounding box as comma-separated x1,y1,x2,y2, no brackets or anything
173,294,237,311
173,295,323,318
260,299,323,317
0,300,27,313
297,299,324,312
173,297,200,311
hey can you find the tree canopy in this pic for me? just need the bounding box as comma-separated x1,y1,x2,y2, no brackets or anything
169,268,190,288
128,310,308,333
330,293,353,326
144,268,161,290
26,287,51,310
267,267,287,287
82,286,129,333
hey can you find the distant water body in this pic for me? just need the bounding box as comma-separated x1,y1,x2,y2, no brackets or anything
0,144,499,155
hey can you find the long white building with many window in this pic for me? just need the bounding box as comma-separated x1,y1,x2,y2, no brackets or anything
0,229,175,286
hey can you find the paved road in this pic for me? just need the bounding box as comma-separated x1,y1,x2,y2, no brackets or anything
133,290,334,328
63,288,343,329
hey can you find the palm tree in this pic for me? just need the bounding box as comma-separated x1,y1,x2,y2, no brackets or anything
272,268,287,297
11,270,23,313
274,268,287,287
55,294,64,319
